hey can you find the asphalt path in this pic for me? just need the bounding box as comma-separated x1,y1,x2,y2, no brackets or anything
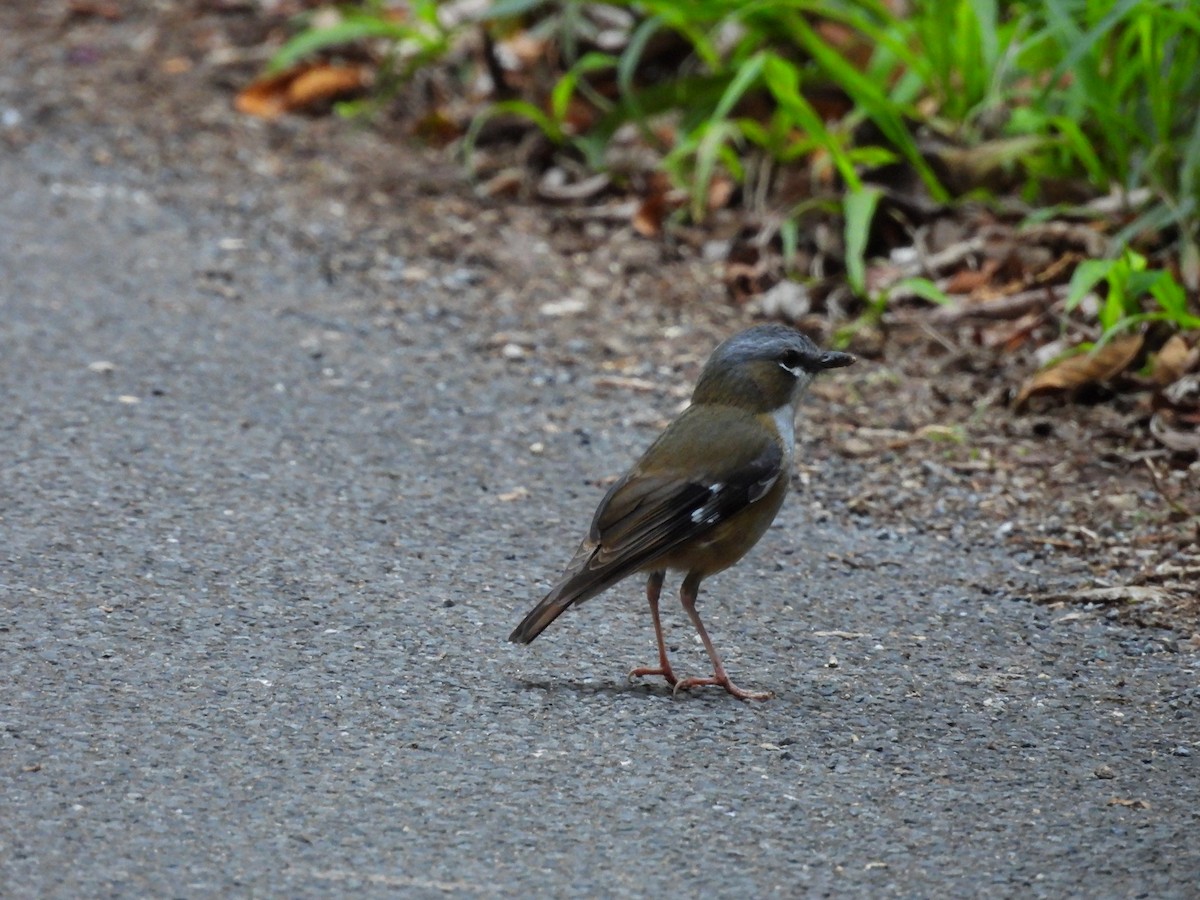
2,120,1198,897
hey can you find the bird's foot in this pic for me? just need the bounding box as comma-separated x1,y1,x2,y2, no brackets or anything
672,674,773,702
628,664,678,687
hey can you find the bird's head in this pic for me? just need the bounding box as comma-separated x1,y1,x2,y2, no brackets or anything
692,324,855,412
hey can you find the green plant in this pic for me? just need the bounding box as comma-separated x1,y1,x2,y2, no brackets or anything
1066,249,1200,336
842,186,881,296
270,1,455,95
465,50,619,168
270,1,1200,331
1033,1,1200,249
609,2,947,208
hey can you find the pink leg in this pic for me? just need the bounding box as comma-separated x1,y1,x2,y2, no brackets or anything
628,571,677,687
672,573,772,701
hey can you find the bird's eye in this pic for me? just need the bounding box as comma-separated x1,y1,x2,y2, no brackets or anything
779,349,804,372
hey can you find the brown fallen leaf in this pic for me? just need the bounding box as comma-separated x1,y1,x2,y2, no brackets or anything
1151,334,1197,386
943,258,1000,295
236,64,368,119
1013,333,1143,410
495,31,550,71
706,174,735,212
286,64,368,112
236,70,294,119
632,188,667,238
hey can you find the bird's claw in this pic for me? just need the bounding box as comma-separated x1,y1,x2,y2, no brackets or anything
672,674,773,702
628,665,677,687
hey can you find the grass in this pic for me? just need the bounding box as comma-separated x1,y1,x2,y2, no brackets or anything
267,0,1200,337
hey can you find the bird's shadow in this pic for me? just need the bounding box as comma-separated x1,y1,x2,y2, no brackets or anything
507,673,759,704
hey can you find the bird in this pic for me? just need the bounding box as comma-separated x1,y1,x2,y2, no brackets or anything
508,324,855,700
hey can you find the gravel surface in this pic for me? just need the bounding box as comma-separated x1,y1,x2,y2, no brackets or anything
2,5,1197,897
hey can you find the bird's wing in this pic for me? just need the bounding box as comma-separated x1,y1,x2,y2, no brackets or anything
590,439,782,572
508,408,784,643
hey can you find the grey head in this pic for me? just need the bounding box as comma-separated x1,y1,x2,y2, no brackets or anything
693,324,855,409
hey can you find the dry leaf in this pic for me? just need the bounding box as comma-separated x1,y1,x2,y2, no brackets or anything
285,64,368,111
236,70,295,119
1151,334,1196,386
632,191,666,238
236,64,367,119
943,258,1000,295
706,175,735,212
1013,334,1143,410
632,172,678,237
494,32,551,71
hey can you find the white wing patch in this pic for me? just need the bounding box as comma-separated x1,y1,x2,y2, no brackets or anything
689,482,727,525
687,472,781,525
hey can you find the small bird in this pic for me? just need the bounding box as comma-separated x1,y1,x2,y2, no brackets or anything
509,324,855,700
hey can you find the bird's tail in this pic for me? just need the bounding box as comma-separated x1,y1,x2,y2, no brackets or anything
510,536,647,643
508,548,624,643
507,585,576,644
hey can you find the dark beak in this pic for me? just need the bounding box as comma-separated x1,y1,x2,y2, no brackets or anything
818,350,856,370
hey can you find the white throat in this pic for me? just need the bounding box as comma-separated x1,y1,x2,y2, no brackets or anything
772,370,814,461
772,401,798,461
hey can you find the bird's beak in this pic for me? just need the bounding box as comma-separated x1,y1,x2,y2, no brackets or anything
818,350,856,370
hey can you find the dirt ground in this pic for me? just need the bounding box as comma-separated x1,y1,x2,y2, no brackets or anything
7,1,1197,635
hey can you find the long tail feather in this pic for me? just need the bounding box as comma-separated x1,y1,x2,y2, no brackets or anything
508,553,635,644
507,586,576,644
510,530,658,643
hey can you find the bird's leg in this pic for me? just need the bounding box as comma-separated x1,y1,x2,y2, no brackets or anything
628,570,677,687
672,573,772,701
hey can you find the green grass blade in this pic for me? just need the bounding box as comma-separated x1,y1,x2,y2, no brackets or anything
844,187,882,297
270,15,413,72
784,13,948,201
